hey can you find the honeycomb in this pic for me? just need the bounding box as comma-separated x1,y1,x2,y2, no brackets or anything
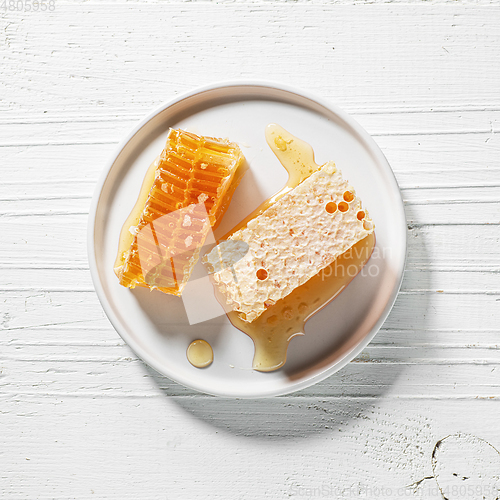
204,161,374,322
115,128,244,296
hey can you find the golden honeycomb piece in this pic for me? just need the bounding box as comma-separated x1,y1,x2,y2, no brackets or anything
114,128,245,296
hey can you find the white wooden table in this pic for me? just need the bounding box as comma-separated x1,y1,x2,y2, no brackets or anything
2,2,500,499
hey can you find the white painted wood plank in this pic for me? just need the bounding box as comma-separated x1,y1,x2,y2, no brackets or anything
2,5,500,116
2,395,500,499
2,356,500,400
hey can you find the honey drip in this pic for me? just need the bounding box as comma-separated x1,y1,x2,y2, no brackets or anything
114,156,159,271
223,124,375,372
187,339,213,368
222,124,318,239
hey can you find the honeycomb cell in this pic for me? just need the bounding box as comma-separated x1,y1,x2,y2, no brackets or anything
325,202,337,214
343,191,354,202
338,201,349,213
256,268,268,281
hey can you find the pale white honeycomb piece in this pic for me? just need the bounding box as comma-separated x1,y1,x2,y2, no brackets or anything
204,161,374,323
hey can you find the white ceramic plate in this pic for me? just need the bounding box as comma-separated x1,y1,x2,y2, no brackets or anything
88,81,406,398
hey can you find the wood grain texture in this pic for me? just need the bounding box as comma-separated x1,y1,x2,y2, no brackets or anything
1,3,500,499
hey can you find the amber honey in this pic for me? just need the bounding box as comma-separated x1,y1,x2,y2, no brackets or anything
114,129,244,296
186,339,214,368
221,123,319,239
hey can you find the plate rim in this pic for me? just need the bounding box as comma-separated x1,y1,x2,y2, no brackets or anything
87,79,407,398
